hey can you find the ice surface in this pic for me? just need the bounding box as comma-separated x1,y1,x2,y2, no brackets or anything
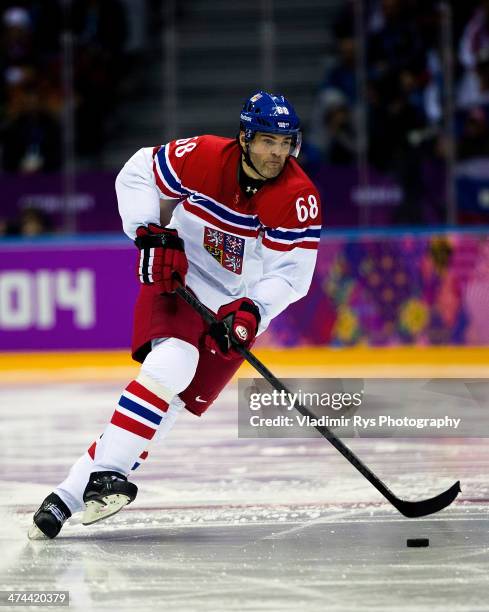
0,380,488,611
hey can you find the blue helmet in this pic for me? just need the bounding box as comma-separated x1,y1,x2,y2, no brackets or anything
239,91,302,157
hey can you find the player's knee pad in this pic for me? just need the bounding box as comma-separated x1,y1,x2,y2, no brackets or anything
140,337,199,397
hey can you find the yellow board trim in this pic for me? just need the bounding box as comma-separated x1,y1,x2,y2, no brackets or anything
1,347,489,384
1,346,489,369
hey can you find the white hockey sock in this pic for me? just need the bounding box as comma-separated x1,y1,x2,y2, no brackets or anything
55,451,93,514
54,338,198,513
54,442,147,514
92,376,173,475
130,396,184,469
55,395,185,514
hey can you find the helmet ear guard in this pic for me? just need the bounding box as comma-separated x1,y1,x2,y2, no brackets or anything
289,131,302,158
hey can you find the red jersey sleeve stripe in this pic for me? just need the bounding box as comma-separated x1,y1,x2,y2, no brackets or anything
262,236,319,251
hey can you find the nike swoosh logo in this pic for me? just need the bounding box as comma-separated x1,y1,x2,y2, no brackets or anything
195,396,207,403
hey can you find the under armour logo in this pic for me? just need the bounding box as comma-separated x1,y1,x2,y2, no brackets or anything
246,186,258,194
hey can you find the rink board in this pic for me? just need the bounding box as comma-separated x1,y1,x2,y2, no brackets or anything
3,230,489,351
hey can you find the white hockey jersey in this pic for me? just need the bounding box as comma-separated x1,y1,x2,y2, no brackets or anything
116,135,321,332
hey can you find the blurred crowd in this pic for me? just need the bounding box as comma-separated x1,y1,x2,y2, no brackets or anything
3,0,489,231
307,0,489,222
0,0,161,236
0,0,153,176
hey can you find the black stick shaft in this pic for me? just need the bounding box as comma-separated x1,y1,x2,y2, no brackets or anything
175,285,461,518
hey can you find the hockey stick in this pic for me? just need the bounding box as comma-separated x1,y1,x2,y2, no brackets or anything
175,284,461,518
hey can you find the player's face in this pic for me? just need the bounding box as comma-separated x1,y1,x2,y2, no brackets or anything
243,132,292,178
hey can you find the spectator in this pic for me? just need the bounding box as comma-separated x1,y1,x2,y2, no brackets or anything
18,206,53,236
1,6,34,67
0,207,53,237
29,0,63,56
368,70,427,171
367,70,427,223
458,106,489,160
71,0,128,155
367,0,427,83
458,1,489,108
459,1,489,70
308,31,358,158
2,86,61,173
321,35,357,105
459,44,489,110
322,90,357,165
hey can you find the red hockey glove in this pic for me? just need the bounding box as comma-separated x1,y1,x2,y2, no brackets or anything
205,298,261,359
134,224,188,294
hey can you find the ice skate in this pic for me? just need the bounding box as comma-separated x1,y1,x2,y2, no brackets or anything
28,493,72,540
82,471,138,525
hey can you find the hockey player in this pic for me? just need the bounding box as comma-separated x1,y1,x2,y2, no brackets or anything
28,91,322,539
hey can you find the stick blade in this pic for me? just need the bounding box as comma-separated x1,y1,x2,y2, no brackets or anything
392,480,461,518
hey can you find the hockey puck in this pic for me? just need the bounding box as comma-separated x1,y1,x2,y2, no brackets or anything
406,538,429,547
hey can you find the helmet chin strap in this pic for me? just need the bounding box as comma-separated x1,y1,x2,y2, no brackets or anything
241,142,270,180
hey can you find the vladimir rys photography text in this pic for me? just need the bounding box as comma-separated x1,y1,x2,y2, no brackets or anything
237,379,489,438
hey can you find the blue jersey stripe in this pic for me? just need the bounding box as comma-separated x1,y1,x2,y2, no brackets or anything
189,195,260,228
266,227,321,241
156,146,188,195
119,395,162,425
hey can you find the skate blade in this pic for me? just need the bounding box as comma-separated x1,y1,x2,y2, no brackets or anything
27,523,49,540
82,494,131,525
